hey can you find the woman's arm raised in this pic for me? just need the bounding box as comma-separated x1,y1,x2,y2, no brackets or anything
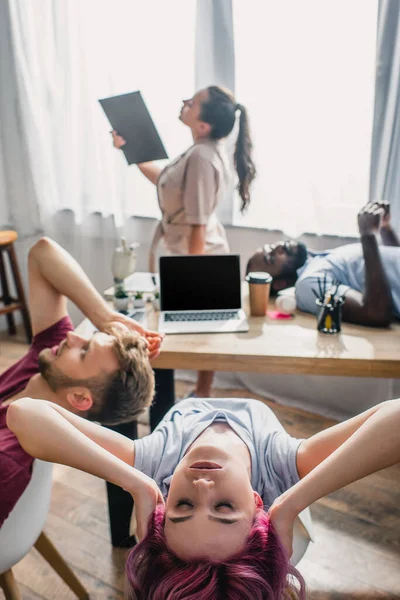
137,161,162,186
7,398,145,491
270,398,400,555
111,131,162,185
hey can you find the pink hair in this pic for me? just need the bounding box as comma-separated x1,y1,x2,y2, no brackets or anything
125,505,306,599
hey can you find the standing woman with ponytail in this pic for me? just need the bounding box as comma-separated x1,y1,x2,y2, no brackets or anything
112,86,256,400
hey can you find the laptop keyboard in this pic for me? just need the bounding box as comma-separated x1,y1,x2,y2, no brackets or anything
165,310,241,322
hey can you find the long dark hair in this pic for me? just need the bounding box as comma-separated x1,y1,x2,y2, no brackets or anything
200,86,256,213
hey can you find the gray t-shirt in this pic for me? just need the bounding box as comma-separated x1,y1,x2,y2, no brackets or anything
134,397,302,510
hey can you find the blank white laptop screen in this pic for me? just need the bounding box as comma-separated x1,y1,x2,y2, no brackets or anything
159,255,249,334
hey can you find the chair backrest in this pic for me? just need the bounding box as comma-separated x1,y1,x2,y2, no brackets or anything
292,511,312,566
0,459,53,573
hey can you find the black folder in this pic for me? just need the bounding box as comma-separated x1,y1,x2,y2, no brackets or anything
99,91,168,165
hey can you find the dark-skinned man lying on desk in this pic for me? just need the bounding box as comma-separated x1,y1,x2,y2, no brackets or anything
247,202,400,327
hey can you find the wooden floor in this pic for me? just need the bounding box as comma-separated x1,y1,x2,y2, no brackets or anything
1,330,400,599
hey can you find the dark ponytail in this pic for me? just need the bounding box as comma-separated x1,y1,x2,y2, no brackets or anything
200,86,256,213
234,104,256,212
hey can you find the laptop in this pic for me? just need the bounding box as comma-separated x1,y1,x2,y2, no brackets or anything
158,255,249,334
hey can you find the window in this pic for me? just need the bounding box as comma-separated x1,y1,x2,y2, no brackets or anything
90,1,197,218
9,0,196,223
233,0,378,236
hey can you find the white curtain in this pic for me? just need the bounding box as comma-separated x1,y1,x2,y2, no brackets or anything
232,0,378,238
3,0,380,239
0,1,43,236
369,0,400,234
195,0,236,225
5,0,196,228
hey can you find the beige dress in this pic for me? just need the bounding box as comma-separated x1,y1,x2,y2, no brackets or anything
149,139,231,271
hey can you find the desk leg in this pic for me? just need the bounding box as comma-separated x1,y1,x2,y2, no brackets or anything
150,368,175,432
105,369,175,547
105,420,137,548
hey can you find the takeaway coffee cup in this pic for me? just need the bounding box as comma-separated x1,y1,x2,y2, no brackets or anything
245,272,273,316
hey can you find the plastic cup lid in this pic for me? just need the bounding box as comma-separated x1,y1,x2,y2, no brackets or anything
245,271,273,284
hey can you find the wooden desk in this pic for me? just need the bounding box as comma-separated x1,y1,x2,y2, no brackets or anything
149,297,400,379
77,297,400,379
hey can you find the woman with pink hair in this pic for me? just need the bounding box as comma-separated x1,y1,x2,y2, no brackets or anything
8,395,400,599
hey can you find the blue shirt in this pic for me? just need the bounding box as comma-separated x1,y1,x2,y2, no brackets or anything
295,243,400,318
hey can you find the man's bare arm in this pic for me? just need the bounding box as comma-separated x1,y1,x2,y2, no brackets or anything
29,237,164,357
28,240,68,335
342,203,393,327
374,201,399,247
28,238,113,335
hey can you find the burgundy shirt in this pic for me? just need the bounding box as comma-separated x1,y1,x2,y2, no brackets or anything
0,316,73,527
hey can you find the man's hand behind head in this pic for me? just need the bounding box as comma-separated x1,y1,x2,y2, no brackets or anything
102,310,164,361
374,201,391,229
358,202,385,237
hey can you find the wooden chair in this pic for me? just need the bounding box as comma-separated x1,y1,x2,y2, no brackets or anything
0,230,32,344
0,460,89,599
